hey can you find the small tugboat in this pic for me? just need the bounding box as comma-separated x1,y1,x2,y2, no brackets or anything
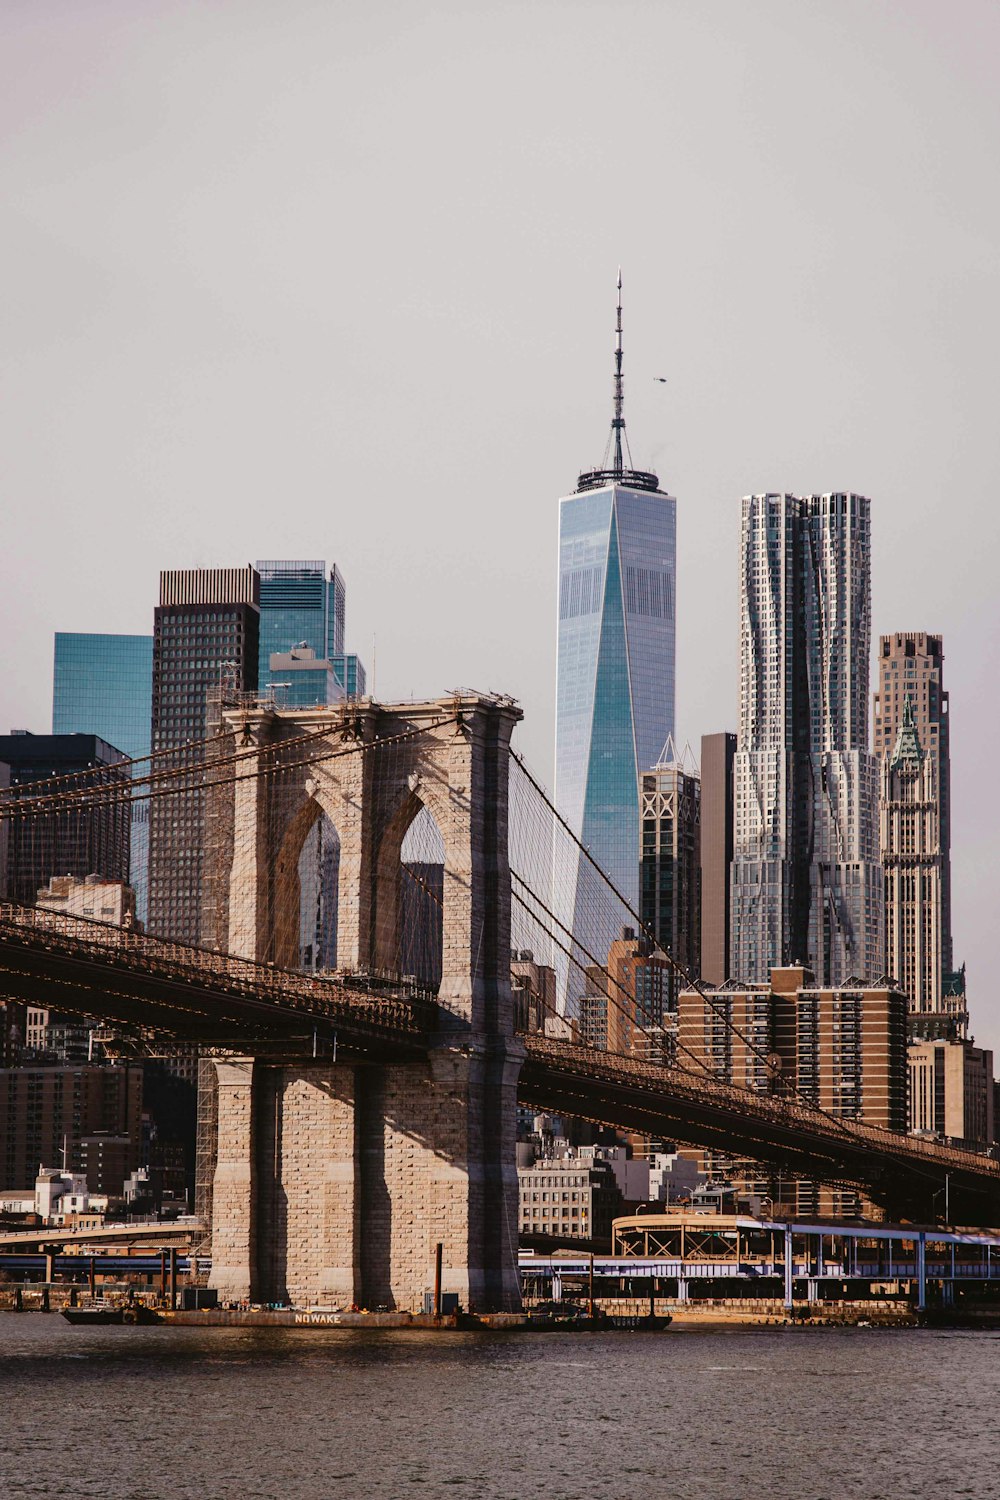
62,1303,161,1326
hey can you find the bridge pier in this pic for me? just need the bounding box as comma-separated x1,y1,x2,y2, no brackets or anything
205,690,525,1313
209,1059,258,1301
209,1042,521,1311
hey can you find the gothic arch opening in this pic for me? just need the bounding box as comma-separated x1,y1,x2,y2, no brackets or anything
400,805,445,988
374,797,445,988
298,811,341,971
272,797,341,971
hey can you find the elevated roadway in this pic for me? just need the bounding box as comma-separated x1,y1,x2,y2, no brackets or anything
0,1221,205,1249
2,902,999,1225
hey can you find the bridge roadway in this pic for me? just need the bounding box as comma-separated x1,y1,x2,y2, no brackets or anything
0,1221,204,1250
0,902,435,1063
517,1036,1000,1224
2,902,999,1224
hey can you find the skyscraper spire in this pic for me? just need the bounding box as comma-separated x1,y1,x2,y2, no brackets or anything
612,267,624,476
890,693,923,769
575,270,660,494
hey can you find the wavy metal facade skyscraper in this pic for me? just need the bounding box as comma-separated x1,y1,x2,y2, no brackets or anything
555,276,676,996
731,493,884,987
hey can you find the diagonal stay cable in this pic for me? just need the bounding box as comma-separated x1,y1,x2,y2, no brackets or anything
511,878,732,1089
509,749,852,1126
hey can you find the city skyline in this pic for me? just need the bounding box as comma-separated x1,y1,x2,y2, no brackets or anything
2,11,1000,1491
1,3,997,1053
5,420,991,1037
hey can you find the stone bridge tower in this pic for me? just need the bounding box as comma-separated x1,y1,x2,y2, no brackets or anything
202,694,524,1313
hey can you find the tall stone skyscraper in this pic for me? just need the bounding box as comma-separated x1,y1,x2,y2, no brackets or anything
875,634,963,1032
874,632,953,980
555,275,676,992
879,701,945,1012
730,493,883,987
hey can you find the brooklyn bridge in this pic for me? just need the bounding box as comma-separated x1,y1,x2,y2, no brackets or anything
1,692,997,1311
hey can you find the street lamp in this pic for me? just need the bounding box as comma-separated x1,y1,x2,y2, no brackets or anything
933,1173,951,1225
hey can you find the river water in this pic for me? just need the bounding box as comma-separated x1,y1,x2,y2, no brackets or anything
0,1315,995,1499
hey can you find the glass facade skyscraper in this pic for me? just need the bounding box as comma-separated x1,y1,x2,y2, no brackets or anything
331,653,367,699
53,634,153,761
267,646,342,710
256,561,351,694
555,278,677,996
52,633,153,919
731,493,884,987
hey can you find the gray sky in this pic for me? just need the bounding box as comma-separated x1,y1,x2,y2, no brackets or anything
2,1,998,1046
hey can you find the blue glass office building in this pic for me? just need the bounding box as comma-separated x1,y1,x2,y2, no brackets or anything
331,653,367,699
53,634,153,762
256,561,345,693
555,281,676,994
52,633,153,920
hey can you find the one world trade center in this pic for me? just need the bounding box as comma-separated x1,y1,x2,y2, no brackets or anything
554,274,676,1002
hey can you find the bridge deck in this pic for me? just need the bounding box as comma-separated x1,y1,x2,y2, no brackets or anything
519,1035,1000,1222
0,902,435,1058
2,903,999,1223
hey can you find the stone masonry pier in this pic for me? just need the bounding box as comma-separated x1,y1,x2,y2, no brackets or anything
204,696,524,1312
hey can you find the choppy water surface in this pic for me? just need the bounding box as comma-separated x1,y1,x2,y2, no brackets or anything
0,1315,996,1499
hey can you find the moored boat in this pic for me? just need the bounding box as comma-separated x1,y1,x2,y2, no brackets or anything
62,1304,161,1326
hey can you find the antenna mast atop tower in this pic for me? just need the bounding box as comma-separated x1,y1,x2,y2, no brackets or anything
612,267,624,476
576,270,661,494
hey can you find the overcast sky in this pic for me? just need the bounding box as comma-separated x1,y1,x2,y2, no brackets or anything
2,1,998,1046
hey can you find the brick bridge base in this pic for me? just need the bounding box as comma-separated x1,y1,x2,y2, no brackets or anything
208,1042,524,1312
205,695,524,1313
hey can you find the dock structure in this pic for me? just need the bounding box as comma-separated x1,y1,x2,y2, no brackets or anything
520,1212,1000,1313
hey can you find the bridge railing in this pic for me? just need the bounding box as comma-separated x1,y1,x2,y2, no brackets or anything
0,902,437,1037
522,1034,1000,1179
